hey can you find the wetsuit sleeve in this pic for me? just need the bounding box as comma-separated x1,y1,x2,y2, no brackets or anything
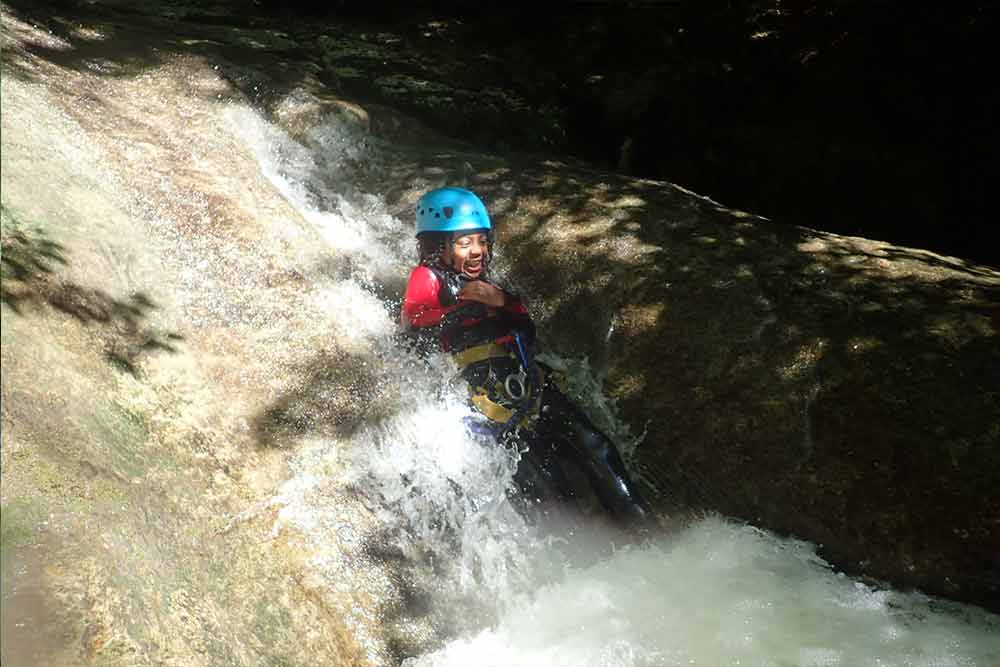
401,266,451,329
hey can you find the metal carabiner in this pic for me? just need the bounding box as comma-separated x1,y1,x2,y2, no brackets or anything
505,369,527,400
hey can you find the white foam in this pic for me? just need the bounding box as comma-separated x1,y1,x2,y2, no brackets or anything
410,517,1000,667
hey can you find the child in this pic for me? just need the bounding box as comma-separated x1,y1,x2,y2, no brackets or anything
400,187,651,526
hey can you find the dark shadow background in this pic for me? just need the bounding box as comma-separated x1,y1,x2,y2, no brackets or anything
261,1,998,267
5,1,996,265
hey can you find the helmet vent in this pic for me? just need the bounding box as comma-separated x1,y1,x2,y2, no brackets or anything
414,188,492,236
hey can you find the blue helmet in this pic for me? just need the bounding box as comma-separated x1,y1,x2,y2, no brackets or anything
415,187,492,236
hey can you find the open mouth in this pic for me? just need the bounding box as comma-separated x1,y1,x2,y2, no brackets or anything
463,258,483,277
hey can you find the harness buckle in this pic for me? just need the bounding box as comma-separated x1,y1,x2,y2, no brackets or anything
505,370,528,400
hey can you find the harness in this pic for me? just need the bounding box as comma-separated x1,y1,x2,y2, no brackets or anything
421,263,542,434
455,334,542,437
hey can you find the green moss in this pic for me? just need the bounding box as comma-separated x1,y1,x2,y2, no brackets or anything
331,66,363,79
74,398,155,480
0,202,16,234
114,400,153,440
0,500,37,555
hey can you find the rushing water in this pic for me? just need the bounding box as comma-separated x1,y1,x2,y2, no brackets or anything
227,106,1000,666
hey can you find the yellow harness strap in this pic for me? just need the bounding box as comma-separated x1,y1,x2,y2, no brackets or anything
456,342,539,426
453,342,512,369
470,394,516,423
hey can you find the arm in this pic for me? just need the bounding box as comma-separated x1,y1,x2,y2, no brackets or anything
458,280,529,315
458,279,535,351
401,265,457,329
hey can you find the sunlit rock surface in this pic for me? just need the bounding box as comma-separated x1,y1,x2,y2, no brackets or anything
377,127,1000,610
426,164,1000,611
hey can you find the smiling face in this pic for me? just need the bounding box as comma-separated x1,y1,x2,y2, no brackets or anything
445,231,490,279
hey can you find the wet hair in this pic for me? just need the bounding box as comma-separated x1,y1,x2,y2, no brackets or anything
416,231,448,266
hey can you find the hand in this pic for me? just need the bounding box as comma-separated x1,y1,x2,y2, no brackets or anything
458,280,506,308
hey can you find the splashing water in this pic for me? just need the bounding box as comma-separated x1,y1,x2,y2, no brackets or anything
408,518,1000,666
232,106,1000,666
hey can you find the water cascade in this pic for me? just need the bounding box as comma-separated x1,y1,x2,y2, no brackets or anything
235,108,1000,665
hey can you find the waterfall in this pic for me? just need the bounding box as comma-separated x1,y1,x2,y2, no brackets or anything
231,106,1000,666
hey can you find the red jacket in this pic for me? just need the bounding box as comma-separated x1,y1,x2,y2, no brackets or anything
400,265,532,353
